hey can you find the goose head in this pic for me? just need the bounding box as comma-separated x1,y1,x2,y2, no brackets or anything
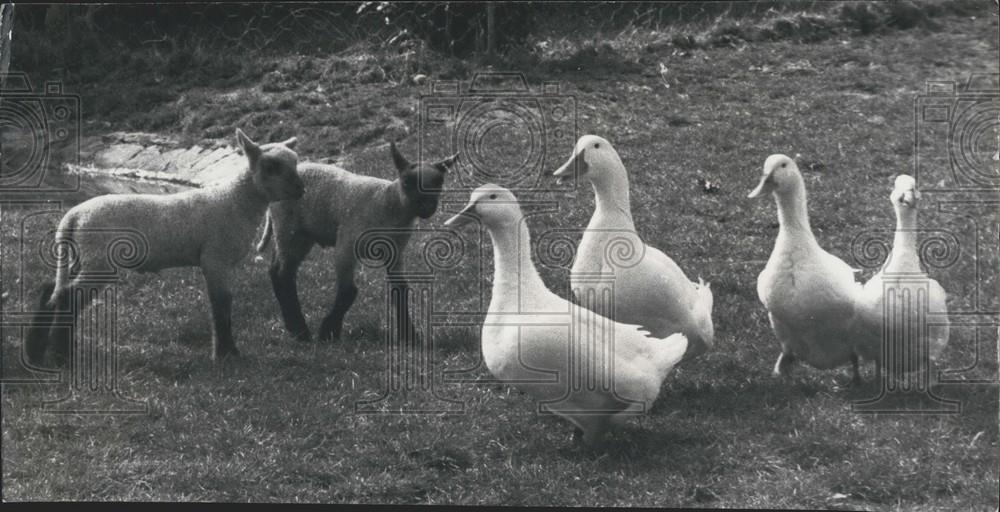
890,174,920,210
444,184,522,230
552,135,625,186
747,154,801,199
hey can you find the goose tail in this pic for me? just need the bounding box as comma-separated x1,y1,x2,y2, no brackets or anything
652,332,688,380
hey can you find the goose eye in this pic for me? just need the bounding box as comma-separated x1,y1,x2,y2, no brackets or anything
489,193,497,200
780,163,787,168
593,143,600,149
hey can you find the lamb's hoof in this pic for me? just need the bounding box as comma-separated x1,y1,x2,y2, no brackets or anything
24,348,48,368
317,331,340,344
291,330,312,343
49,351,69,368
582,435,608,452
213,347,241,362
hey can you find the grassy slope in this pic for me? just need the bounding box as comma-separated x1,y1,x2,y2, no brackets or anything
3,7,999,508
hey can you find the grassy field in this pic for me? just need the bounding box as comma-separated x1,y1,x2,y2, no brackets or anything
2,3,998,507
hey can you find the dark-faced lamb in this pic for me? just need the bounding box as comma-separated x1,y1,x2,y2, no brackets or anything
256,142,457,343
25,128,304,364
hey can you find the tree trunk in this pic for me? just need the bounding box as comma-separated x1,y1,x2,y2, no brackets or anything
0,3,14,96
1,3,14,181
486,2,496,58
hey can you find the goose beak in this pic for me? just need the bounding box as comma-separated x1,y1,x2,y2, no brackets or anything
898,189,920,207
444,202,478,228
553,149,587,186
747,175,774,199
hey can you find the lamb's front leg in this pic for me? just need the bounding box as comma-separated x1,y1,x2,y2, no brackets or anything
268,241,313,342
318,253,358,343
388,276,420,345
202,263,238,361
387,244,420,346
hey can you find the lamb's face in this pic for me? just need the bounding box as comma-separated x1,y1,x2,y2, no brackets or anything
254,143,304,202
235,128,304,202
401,164,446,219
390,142,458,219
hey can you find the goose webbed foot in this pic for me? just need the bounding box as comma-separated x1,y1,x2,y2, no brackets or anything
832,354,863,392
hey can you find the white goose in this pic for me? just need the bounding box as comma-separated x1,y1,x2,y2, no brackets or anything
552,135,715,360
749,154,865,382
854,175,949,373
444,185,688,447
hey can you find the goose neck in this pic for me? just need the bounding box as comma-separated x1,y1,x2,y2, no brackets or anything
773,179,817,244
487,218,546,312
888,206,921,273
591,172,634,228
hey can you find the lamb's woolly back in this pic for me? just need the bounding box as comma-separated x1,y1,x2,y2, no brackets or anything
48,129,302,307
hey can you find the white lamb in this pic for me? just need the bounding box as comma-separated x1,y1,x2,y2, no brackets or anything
25,128,304,364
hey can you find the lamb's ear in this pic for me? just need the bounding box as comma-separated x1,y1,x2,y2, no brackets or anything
281,137,298,149
236,128,261,159
390,142,411,172
435,153,459,172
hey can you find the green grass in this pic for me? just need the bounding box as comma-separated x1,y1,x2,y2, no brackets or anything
2,5,998,508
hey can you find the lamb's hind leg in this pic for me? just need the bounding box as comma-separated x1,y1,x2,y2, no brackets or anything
48,284,89,367
268,237,314,342
202,263,238,361
24,282,57,366
318,254,357,343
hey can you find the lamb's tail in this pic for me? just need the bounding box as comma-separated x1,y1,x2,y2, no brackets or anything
256,210,273,253
685,277,715,358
